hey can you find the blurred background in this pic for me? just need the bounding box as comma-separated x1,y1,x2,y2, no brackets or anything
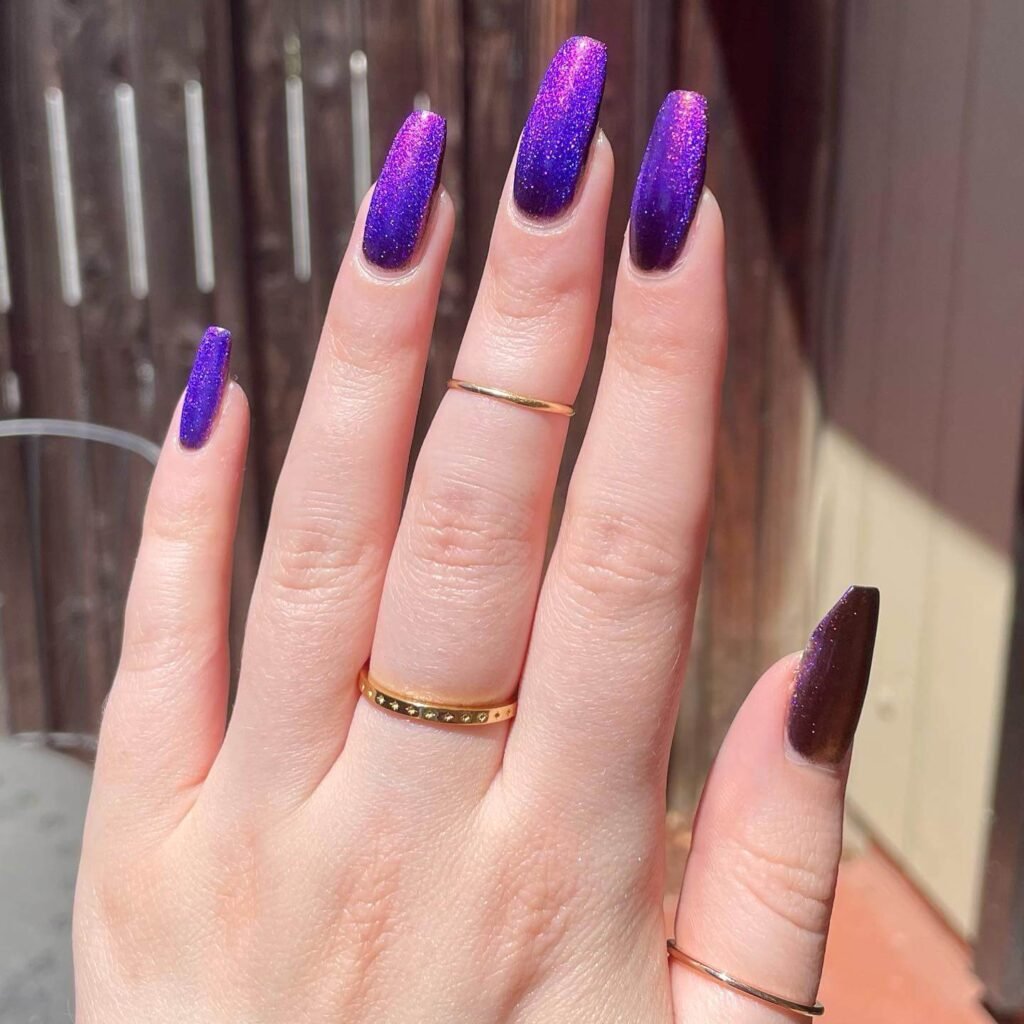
1,1,1022,1021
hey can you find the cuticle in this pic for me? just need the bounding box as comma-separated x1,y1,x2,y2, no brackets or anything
782,736,847,776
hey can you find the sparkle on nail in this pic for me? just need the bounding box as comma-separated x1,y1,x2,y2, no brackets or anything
629,91,709,272
179,325,232,450
514,36,607,219
362,111,447,270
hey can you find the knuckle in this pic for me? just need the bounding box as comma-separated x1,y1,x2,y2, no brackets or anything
555,504,691,620
727,827,836,941
119,594,222,682
481,258,578,347
480,820,584,970
144,477,217,549
608,308,724,385
321,330,393,396
263,491,387,609
402,472,535,584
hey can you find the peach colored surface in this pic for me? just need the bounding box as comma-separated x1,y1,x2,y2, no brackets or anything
820,846,993,1023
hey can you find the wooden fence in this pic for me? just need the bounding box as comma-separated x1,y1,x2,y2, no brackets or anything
0,0,839,811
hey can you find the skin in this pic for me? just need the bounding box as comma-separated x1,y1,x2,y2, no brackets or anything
74,134,849,1023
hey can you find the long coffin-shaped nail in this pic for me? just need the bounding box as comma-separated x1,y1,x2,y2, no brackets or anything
363,110,447,270
629,91,709,272
513,36,607,219
180,325,232,450
787,586,880,767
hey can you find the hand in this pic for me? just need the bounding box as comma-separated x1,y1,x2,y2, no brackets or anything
74,38,877,1023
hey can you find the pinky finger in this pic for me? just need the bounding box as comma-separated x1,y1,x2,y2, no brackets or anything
93,327,247,825
671,586,879,1022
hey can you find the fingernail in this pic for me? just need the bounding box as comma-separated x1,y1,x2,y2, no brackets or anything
787,586,880,767
629,91,709,272
363,111,447,270
513,35,607,219
180,325,232,450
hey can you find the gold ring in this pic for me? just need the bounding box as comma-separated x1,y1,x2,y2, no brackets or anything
358,666,517,726
667,941,824,1017
447,379,574,417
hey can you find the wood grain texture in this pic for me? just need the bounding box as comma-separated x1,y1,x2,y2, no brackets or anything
413,0,466,453
669,0,843,815
0,0,108,733
0,314,47,731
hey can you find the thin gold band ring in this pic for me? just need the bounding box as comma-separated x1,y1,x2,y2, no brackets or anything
667,941,824,1017
447,378,575,417
358,666,517,726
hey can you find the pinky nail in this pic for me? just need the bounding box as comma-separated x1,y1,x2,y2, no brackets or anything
787,586,880,767
514,36,607,219
629,91,709,272
180,325,232,450
363,111,447,270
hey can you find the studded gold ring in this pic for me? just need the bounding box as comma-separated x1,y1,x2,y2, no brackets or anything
447,379,575,417
358,666,517,726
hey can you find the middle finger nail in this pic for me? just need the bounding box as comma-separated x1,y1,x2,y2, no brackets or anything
514,35,607,220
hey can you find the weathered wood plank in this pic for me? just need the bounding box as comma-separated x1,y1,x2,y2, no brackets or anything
56,0,148,722
669,0,843,815
414,0,467,453
0,0,110,734
0,309,47,732
463,0,527,282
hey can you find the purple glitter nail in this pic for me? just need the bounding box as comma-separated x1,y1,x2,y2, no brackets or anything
629,91,708,272
787,586,880,766
514,36,607,219
363,111,447,270
180,326,232,450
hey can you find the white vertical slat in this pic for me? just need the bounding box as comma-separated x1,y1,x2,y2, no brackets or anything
184,80,215,294
285,74,312,283
349,50,371,204
44,87,82,307
114,83,149,300
0,171,11,314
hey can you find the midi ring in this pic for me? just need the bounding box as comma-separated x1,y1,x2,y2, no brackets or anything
358,666,517,726
447,378,575,417
667,941,824,1017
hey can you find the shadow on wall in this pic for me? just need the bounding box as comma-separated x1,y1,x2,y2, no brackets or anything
709,0,1024,556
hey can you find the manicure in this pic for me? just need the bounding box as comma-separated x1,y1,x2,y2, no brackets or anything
180,325,232,450
363,111,447,270
630,91,709,272
787,586,880,767
514,36,607,219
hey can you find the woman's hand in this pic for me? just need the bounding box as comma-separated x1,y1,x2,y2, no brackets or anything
73,37,877,1024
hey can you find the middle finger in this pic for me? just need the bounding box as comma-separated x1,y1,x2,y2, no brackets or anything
341,37,612,792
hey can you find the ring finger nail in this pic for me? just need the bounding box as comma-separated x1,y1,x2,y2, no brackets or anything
180,325,232,450
787,585,881,766
514,35,607,219
629,91,709,272
363,110,447,270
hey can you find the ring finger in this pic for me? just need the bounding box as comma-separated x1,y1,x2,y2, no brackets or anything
339,36,612,792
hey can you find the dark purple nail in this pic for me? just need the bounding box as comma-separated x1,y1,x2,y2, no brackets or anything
787,586,880,767
629,91,709,272
513,36,607,219
362,111,447,270
179,326,232,450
